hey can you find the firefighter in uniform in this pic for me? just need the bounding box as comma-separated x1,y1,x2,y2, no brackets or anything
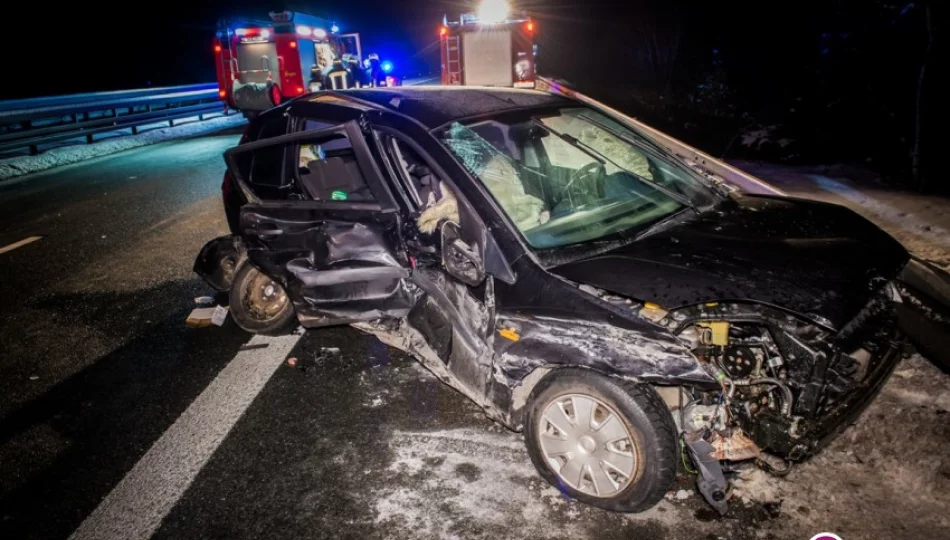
367,53,385,87
324,58,354,89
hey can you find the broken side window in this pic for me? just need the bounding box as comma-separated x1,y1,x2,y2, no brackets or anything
244,116,291,200
294,125,376,202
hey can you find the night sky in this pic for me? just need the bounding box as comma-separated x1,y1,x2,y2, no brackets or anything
5,1,940,184
5,1,930,99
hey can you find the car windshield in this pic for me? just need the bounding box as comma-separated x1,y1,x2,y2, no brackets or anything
440,107,717,249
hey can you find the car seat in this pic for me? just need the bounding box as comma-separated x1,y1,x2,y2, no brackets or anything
300,156,373,201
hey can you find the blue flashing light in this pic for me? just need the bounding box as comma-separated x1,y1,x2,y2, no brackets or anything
331,24,340,33
381,61,394,73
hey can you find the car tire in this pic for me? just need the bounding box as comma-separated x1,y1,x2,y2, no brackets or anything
524,370,677,513
229,262,297,335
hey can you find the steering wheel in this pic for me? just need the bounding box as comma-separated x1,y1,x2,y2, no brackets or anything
557,161,606,210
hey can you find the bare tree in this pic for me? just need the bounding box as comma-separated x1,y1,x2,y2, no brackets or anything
913,2,934,190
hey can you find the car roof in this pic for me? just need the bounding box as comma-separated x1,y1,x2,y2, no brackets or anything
300,86,576,129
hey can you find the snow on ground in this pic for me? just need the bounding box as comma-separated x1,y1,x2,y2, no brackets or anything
0,113,246,182
371,425,697,540
734,161,950,272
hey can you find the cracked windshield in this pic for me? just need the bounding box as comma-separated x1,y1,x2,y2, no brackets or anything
441,108,715,249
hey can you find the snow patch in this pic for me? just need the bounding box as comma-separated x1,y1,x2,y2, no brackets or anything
0,113,246,182
372,427,680,538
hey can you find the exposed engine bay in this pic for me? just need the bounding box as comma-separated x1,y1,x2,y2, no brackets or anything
581,282,905,514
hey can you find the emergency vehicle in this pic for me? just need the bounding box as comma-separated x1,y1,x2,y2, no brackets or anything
213,11,394,114
439,9,536,88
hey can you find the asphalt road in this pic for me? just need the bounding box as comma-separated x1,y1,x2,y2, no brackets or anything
1,125,946,540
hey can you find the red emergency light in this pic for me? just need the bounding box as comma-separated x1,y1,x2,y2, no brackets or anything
235,28,271,39
525,21,535,33
439,26,448,36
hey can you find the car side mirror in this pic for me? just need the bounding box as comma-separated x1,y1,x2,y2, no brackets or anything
441,221,485,287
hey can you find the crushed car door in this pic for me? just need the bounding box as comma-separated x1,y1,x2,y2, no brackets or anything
371,122,517,401
225,119,420,327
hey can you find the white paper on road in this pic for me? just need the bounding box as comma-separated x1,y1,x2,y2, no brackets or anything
68,333,301,540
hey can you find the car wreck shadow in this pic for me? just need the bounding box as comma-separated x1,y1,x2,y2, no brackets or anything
149,322,519,540
0,278,252,540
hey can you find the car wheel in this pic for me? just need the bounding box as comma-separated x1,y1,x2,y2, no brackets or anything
229,262,297,335
524,370,677,512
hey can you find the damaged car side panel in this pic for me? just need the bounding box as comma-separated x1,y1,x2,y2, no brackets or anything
241,205,422,327
492,311,711,386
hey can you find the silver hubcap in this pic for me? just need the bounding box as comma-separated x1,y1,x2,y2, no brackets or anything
538,394,637,497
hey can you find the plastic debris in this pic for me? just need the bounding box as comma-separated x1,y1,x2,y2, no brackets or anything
194,296,215,306
211,305,228,326
29,375,39,381
287,357,298,367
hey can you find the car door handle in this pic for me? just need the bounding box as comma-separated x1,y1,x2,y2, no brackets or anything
256,229,283,236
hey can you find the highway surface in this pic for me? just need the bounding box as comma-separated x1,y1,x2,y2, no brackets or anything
1,120,945,540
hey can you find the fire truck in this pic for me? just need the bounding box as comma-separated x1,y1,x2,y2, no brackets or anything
213,11,397,114
439,8,536,88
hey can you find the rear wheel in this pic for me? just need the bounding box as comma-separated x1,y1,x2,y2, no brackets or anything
524,370,677,512
229,262,296,335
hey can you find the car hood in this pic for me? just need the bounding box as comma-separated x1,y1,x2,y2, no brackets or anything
550,194,909,329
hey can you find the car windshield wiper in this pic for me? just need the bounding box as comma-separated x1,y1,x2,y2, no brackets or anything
539,121,697,211
632,206,692,240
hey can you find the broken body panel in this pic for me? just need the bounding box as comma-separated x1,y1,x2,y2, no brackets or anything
194,87,908,514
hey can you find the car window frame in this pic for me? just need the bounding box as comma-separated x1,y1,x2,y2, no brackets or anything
247,115,290,194
377,133,427,209
225,119,397,213
371,125,462,214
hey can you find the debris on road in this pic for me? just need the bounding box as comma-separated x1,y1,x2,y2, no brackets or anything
185,305,229,328
194,296,215,306
286,347,340,372
29,375,39,381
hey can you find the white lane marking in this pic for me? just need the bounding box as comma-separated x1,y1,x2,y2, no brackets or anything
68,332,301,540
0,235,43,255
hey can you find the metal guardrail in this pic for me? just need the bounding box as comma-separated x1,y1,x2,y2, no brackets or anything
0,83,230,156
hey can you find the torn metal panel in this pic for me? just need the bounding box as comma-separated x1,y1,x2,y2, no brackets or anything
352,319,505,423
408,268,495,396
493,312,713,386
241,206,420,327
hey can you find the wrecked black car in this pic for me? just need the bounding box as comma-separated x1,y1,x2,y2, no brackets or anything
194,87,909,514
